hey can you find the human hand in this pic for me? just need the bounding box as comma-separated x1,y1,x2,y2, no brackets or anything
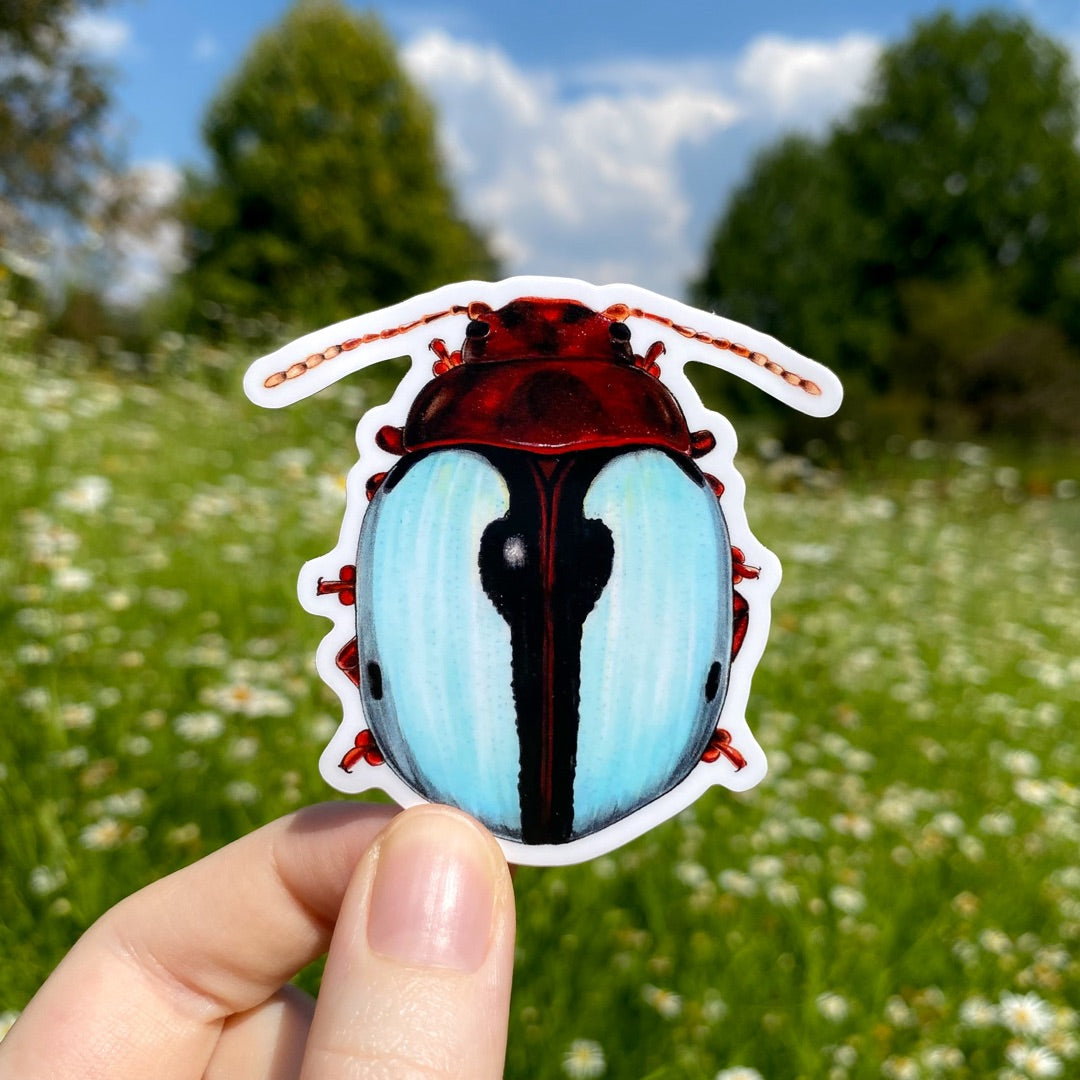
0,803,516,1079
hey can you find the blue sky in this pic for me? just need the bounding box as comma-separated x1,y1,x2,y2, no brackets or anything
73,0,1080,302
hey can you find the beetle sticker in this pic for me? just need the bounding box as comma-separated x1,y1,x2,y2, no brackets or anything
244,277,842,866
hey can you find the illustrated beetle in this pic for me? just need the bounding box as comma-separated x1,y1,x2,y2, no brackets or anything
245,278,842,866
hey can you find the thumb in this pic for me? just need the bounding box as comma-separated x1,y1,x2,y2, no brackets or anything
301,804,516,1080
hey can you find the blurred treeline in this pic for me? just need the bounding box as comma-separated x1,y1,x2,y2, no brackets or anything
3,2,1080,449
692,10,1080,449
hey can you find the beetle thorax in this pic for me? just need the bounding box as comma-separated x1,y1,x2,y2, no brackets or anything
401,299,695,456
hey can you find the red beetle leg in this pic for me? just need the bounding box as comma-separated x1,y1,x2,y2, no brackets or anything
690,429,716,458
340,745,365,772
317,564,357,606
430,338,463,376
375,425,405,455
336,638,361,686
634,340,665,378
732,591,748,660
365,472,388,500
340,729,384,773
701,728,747,771
704,472,725,498
731,546,760,584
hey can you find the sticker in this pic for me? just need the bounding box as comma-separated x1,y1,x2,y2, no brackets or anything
245,277,842,865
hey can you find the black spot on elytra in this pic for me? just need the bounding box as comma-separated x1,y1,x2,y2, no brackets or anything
366,661,384,701
705,661,722,702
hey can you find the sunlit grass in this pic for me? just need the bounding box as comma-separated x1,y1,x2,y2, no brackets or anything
1,305,1078,1079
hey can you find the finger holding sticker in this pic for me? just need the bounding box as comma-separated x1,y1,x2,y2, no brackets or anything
0,803,516,1080
245,277,843,866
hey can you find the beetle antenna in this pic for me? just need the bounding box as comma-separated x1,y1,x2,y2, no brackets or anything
605,305,822,397
262,304,474,389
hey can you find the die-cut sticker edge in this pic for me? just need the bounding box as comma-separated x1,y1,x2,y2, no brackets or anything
245,276,842,867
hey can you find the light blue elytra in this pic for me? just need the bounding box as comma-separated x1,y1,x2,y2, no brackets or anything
356,448,733,843
574,451,731,835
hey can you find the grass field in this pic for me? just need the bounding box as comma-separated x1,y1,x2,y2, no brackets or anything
1,305,1078,1079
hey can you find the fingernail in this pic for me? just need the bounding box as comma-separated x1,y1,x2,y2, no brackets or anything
367,808,498,973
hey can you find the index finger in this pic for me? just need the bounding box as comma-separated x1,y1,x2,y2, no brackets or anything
0,802,397,1080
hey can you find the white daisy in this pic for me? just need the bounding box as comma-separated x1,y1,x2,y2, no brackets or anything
999,992,1055,1038
959,995,998,1029
642,984,683,1019
816,992,850,1023
562,1039,606,1078
1006,1042,1063,1078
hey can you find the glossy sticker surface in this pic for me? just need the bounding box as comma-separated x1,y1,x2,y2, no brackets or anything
244,277,843,865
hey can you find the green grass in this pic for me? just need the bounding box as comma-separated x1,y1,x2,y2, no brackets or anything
1,309,1078,1079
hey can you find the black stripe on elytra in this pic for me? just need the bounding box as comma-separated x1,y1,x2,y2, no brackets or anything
478,448,615,845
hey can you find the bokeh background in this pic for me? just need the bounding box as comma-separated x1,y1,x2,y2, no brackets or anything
2,2,1079,1078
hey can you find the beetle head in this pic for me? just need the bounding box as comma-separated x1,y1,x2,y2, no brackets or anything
461,299,634,367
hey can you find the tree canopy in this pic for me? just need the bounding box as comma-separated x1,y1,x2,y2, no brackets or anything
174,0,496,336
0,0,116,267
692,11,1080,440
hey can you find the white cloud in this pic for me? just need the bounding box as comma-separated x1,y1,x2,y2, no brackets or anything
21,160,182,306
402,29,881,298
734,32,881,127
68,13,133,59
403,30,740,296
128,160,183,207
105,161,186,306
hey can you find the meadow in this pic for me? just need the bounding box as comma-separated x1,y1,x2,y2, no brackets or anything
1,300,1078,1079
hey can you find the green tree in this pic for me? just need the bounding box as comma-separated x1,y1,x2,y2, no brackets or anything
834,10,1080,334
691,136,892,391
889,272,1080,439
174,0,495,336
0,0,116,269
693,11,1080,439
